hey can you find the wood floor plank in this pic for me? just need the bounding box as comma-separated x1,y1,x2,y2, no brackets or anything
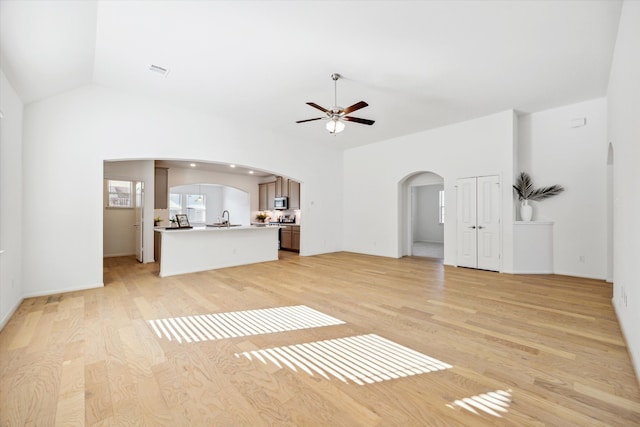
55,390,84,427
1,252,639,425
85,361,113,425
135,376,175,426
8,310,42,350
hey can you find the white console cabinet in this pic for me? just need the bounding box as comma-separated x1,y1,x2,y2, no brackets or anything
513,221,554,274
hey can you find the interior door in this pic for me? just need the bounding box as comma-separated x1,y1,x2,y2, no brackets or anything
456,176,501,271
135,181,144,263
456,177,477,268
476,175,501,271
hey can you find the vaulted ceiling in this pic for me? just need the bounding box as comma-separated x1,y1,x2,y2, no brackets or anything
0,0,622,149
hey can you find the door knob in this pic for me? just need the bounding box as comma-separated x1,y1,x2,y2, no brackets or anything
478,226,485,229
469,225,476,229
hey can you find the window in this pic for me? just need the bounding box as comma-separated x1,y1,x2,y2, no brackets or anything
107,180,133,208
438,190,445,224
169,193,182,220
169,193,206,224
186,194,206,224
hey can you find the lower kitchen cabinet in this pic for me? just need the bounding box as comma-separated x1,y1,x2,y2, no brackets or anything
154,230,161,262
280,225,300,252
292,226,300,250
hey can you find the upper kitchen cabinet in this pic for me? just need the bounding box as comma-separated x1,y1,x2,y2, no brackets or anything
267,182,276,210
288,180,300,209
275,176,287,198
259,181,277,211
259,177,300,210
259,183,268,211
154,167,168,209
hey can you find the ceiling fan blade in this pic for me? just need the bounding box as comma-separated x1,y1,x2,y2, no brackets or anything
306,102,329,113
344,116,375,126
296,117,324,123
342,101,368,115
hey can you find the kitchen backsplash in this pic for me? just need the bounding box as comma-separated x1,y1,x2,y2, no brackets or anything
154,209,170,226
254,209,300,224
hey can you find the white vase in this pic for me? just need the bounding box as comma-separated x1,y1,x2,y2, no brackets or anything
520,200,533,221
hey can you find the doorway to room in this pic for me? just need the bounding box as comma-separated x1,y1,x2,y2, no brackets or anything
400,171,445,260
103,178,145,261
456,175,500,271
411,184,444,259
607,142,614,282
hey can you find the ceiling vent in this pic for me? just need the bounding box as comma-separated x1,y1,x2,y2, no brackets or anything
149,64,170,77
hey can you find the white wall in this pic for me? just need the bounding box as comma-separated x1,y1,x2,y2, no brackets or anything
22,85,343,296
607,0,640,382
0,70,24,328
518,98,608,279
343,110,516,271
412,185,444,243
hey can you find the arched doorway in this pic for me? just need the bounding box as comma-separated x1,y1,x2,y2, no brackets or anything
399,171,445,259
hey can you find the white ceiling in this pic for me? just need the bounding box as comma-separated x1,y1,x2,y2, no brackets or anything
0,0,622,150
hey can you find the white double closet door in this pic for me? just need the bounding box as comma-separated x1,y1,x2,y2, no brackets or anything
456,175,501,271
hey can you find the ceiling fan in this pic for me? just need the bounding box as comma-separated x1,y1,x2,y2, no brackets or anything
296,73,375,134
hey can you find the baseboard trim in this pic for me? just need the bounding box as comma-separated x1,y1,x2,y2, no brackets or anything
22,282,104,299
612,298,640,388
553,271,606,281
511,270,554,275
104,252,136,258
0,297,24,332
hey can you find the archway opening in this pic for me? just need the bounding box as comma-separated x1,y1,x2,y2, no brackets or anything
399,171,445,259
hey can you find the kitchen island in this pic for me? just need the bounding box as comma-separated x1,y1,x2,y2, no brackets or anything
155,225,279,277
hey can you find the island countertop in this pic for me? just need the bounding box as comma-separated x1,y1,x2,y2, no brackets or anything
155,225,279,277
155,224,282,233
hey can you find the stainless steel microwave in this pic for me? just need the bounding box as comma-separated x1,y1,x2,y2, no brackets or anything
274,197,288,210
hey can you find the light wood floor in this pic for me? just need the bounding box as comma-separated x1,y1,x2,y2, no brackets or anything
1,252,639,426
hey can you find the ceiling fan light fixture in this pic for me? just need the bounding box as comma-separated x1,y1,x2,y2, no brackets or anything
326,119,345,134
297,72,374,133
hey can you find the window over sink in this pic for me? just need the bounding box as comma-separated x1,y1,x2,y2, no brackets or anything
170,193,206,224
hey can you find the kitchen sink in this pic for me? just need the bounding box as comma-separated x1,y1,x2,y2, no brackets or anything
207,223,242,228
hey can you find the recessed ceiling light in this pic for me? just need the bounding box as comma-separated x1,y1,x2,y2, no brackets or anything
249,170,254,174
190,163,196,167
149,64,170,77
230,164,236,168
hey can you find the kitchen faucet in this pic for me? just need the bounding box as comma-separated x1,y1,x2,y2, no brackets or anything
222,210,230,227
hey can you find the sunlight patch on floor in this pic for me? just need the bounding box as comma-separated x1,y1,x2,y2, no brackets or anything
148,305,345,343
236,334,452,385
446,389,512,418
